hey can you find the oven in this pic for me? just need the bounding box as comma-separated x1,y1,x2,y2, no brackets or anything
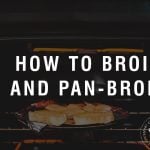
1,1,150,150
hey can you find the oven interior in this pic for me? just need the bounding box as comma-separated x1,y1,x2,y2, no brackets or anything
0,38,150,149
0,1,150,149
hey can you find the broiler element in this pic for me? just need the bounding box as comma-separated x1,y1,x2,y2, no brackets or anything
97,48,144,53
33,48,144,54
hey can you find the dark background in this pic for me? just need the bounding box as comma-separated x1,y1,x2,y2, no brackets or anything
0,0,150,111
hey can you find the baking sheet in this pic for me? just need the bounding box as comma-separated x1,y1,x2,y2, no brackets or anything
15,100,128,131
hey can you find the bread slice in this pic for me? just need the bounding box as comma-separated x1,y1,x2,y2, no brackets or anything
83,103,95,112
28,110,66,126
95,104,111,112
73,111,114,125
83,103,111,112
45,104,66,112
65,104,85,118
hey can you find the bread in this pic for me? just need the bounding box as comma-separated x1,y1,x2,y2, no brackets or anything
95,104,111,112
73,111,114,125
45,104,66,112
28,110,66,126
28,102,114,126
83,103,111,112
83,103,95,112
65,104,85,118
